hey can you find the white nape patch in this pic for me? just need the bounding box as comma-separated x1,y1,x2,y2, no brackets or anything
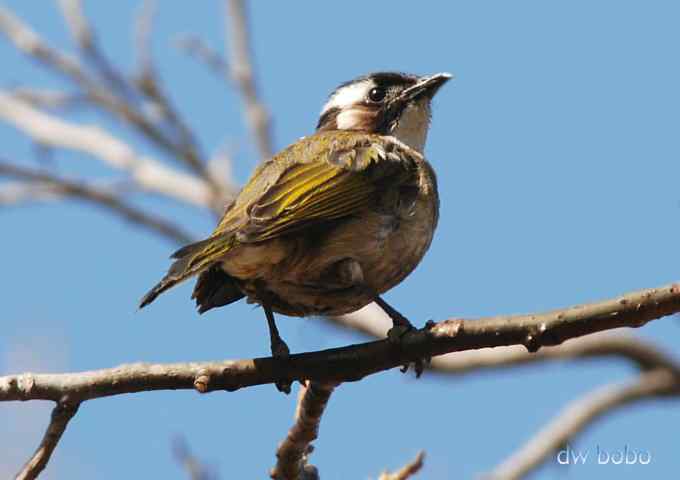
321,80,373,115
389,101,431,153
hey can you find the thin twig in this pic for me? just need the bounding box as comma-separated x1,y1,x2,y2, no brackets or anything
225,0,273,160
131,0,221,199
8,87,85,111
57,0,133,99
489,369,680,479
0,160,194,244
271,381,337,480
172,436,217,480
15,401,80,480
175,35,230,79
379,451,425,480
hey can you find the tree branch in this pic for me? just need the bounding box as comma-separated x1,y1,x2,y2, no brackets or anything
379,451,425,480
330,297,680,375
225,0,273,161
0,92,215,207
270,381,336,480
2,282,679,404
15,401,80,480
0,6,224,196
489,369,680,479
172,436,217,480
0,160,194,244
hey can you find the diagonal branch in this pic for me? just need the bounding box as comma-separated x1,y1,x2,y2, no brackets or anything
131,0,215,197
488,369,680,479
15,401,80,480
172,436,217,480
57,0,133,99
0,93,216,208
270,381,336,480
379,451,425,480
0,160,194,244
2,282,680,403
225,0,274,161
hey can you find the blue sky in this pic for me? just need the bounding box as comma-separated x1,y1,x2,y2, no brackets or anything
1,1,679,478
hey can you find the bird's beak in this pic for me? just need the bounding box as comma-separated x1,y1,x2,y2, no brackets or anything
401,72,452,102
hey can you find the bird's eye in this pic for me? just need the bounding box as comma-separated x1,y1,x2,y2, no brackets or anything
367,87,386,103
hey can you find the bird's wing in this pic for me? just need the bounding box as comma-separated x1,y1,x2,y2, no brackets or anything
138,131,419,308
214,130,420,243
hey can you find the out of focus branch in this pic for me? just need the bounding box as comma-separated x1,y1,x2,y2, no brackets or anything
15,401,80,480
379,451,425,480
172,436,217,480
0,160,193,244
0,5,226,198
225,0,273,161
270,381,335,480
131,0,217,200
175,35,230,79
57,0,132,98
0,93,214,207
489,369,680,479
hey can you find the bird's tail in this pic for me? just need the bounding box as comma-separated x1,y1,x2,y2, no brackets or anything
138,234,234,309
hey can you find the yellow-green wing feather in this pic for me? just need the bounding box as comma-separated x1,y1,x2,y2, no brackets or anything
139,131,418,308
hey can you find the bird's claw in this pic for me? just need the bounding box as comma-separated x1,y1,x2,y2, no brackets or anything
387,324,413,344
390,322,432,378
271,339,292,394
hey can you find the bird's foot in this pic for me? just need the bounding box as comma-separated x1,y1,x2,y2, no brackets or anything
389,320,434,378
387,323,414,344
270,338,292,394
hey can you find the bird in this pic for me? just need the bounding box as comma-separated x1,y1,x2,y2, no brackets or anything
139,71,450,380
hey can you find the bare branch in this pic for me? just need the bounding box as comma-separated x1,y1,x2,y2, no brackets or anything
430,333,679,374
57,0,133,98
8,87,85,111
330,303,679,375
172,436,217,480
1,282,680,402
225,0,273,160
133,0,157,80
379,451,425,480
0,160,194,244
0,93,216,207
175,35,230,79
0,180,69,205
271,381,336,480
15,401,80,480
489,369,680,479
0,6,89,84
131,0,221,201
0,6,223,190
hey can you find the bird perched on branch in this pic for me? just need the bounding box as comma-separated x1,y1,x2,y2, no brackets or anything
140,71,450,386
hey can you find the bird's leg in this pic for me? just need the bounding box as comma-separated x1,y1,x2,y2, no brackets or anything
262,301,290,359
256,285,292,394
374,296,415,342
262,302,292,394
374,295,429,377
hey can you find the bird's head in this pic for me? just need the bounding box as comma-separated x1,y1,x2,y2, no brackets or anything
317,71,451,152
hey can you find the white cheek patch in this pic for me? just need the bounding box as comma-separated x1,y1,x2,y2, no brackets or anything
336,109,365,129
321,80,373,115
